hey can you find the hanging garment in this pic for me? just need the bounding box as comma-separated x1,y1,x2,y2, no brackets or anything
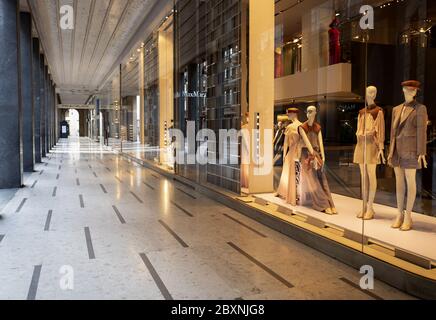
353,105,385,165
299,122,336,212
388,101,428,169
276,121,302,206
329,27,341,65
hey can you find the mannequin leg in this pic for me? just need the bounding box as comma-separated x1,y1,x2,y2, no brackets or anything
401,169,417,231
392,167,406,228
358,164,369,218
364,164,378,220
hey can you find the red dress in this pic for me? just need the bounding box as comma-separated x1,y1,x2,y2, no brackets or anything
329,27,341,65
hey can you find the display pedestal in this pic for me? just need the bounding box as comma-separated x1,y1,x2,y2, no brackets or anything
254,193,436,262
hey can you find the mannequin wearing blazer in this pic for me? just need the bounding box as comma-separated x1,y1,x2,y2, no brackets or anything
388,81,428,232
388,100,428,170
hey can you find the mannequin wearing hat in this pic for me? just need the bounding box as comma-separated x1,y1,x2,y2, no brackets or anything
354,86,386,220
299,106,337,215
388,80,428,231
276,108,302,205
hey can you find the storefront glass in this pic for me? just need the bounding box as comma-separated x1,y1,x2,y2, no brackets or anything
174,0,242,192
97,0,436,280
261,0,436,274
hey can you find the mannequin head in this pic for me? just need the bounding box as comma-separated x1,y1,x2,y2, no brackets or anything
330,17,339,28
366,86,377,106
401,80,420,103
287,108,299,121
306,106,317,124
403,87,418,103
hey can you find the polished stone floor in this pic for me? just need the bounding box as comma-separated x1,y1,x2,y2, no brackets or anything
0,138,413,300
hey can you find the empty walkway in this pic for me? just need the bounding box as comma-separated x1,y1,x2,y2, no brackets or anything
0,138,412,300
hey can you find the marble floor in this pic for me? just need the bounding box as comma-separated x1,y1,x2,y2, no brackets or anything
0,138,413,300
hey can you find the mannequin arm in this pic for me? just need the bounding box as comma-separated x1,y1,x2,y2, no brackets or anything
378,150,386,164
318,131,326,162
418,155,428,169
299,127,314,155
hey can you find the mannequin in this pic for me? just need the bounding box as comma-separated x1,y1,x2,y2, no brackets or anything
354,86,386,220
273,116,289,166
241,112,250,189
329,18,341,65
299,106,337,215
276,108,302,206
388,80,428,231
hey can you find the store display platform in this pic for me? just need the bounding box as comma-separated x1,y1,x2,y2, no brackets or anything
254,193,436,262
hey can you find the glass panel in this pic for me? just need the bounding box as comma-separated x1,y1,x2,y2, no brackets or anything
174,0,242,192
363,0,436,264
99,68,121,149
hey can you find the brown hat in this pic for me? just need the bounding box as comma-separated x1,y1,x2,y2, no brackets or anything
401,80,421,90
287,107,299,114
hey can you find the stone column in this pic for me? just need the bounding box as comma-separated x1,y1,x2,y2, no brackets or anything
0,0,22,188
20,12,34,172
32,38,42,163
40,54,46,158
45,66,50,153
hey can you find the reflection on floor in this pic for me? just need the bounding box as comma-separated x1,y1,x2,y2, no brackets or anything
256,193,436,262
0,138,412,300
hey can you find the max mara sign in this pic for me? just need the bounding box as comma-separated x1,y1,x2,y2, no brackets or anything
175,91,207,99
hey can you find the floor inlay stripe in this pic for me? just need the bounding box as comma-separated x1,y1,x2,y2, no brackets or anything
170,201,194,217
44,210,53,231
27,265,42,300
159,220,189,248
39,170,44,176
93,172,98,178
100,184,108,194
84,227,96,260
223,214,267,238
56,174,60,180
31,180,38,188
339,277,384,300
176,187,197,200
228,242,294,289
52,187,57,197
76,178,80,186
16,198,28,213
0,235,4,244
139,253,173,300
130,191,143,204
115,176,122,183
143,182,155,190
112,206,126,224
79,195,85,208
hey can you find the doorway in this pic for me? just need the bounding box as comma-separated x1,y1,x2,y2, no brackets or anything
65,109,80,137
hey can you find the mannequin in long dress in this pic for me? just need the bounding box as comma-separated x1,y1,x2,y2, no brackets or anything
276,108,302,206
299,106,337,215
354,86,386,220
